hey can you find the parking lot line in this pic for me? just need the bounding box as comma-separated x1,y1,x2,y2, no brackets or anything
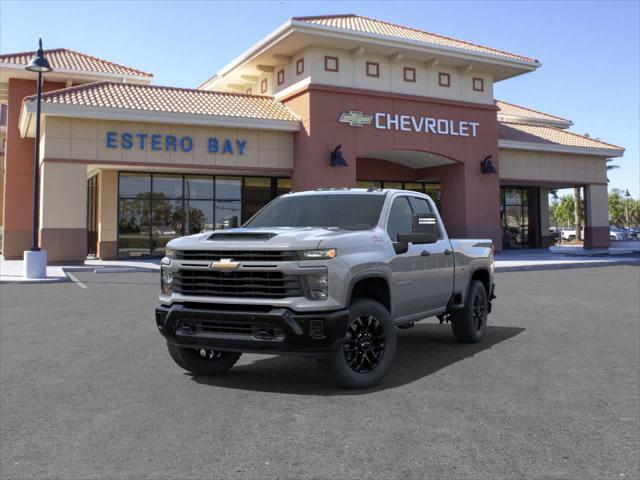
66,272,88,289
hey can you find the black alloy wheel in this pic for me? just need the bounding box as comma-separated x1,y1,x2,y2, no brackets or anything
472,292,485,332
343,315,385,373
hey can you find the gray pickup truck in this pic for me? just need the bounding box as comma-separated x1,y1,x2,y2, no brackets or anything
155,189,495,389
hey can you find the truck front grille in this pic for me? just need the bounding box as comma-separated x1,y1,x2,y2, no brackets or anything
176,250,297,262
173,270,303,299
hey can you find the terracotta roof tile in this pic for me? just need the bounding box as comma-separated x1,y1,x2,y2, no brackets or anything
0,48,152,77
27,81,299,122
499,122,624,153
496,100,571,126
293,14,538,64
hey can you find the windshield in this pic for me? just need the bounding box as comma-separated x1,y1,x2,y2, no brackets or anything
244,194,385,230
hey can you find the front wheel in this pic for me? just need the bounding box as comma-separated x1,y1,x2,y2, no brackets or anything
450,280,488,344
318,298,397,389
168,345,241,376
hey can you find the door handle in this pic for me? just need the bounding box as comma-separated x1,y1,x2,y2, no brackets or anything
444,249,453,255
421,250,431,257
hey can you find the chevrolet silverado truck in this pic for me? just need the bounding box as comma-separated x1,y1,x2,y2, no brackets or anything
155,189,496,389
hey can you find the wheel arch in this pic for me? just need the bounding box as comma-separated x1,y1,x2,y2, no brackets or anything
347,272,392,314
470,268,491,297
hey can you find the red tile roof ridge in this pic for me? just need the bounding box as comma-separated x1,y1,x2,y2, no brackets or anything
25,80,282,102
293,14,539,64
497,99,571,123
499,121,624,151
0,48,153,77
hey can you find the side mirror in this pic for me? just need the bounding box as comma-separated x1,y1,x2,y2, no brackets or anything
397,213,438,245
393,241,409,255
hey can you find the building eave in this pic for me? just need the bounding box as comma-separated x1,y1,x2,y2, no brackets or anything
199,18,540,89
498,139,624,158
497,114,573,129
0,61,153,83
19,100,301,138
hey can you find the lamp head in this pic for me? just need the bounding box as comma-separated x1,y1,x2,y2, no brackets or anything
26,39,53,73
330,144,348,167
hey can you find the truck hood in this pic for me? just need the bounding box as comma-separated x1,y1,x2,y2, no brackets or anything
167,227,369,251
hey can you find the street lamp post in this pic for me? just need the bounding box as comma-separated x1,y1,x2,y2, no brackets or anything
23,39,53,279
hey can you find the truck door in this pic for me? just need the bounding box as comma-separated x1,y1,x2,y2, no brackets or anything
386,196,430,319
408,196,455,311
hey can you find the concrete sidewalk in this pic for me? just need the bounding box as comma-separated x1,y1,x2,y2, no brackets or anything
0,257,160,284
494,249,639,272
1,250,637,283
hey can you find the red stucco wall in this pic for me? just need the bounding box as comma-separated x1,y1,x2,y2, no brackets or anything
283,84,502,248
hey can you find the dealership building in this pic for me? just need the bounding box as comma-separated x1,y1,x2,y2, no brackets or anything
0,14,624,261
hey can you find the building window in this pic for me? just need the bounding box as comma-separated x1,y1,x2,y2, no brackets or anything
403,67,416,82
324,55,339,72
366,62,379,78
473,77,484,92
245,87,252,94
438,72,450,87
277,69,284,85
117,173,291,258
260,78,268,94
296,58,304,75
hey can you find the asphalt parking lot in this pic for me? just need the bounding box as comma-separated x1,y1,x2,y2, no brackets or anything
1,266,639,480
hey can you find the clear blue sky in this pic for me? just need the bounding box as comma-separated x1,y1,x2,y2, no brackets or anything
1,0,638,197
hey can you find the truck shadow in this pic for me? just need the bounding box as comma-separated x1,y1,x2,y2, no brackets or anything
189,323,525,395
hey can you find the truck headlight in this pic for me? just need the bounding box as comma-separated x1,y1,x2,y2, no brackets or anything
299,249,336,259
162,247,177,266
161,268,173,295
303,272,328,300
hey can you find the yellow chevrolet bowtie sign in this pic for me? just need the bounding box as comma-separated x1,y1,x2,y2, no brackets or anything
338,111,374,127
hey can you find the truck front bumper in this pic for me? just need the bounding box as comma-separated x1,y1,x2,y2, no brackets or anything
155,303,350,357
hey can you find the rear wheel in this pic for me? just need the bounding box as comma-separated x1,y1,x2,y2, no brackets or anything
168,345,241,376
318,298,397,389
451,280,488,344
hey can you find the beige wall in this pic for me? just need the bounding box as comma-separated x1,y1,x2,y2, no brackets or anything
42,117,294,171
40,161,86,229
499,149,607,184
267,46,494,104
98,169,118,243
584,184,609,228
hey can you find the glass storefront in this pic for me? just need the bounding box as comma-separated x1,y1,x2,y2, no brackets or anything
500,186,540,249
357,180,442,209
117,173,290,258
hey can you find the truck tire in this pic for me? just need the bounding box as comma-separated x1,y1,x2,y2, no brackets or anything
451,280,488,344
319,298,397,389
167,345,241,376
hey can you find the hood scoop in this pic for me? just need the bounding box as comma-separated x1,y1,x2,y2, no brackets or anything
207,232,277,241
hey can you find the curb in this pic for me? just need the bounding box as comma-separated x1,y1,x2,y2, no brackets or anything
496,259,640,273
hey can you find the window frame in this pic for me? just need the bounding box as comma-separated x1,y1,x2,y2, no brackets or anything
403,67,416,83
260,78,268,94
277,69,284,85
366,61,380,78
296,58,304,75
324,55,339,72
472,77,484,92
438,72,451,87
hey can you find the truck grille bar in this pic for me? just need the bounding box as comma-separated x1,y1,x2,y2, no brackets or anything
173,270,303,299
176,250,297,262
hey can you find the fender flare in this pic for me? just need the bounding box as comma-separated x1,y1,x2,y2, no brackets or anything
346,270,392,314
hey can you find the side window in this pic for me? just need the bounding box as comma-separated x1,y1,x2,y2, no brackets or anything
386,197,413,242
408,197,432,214
409,197,442,239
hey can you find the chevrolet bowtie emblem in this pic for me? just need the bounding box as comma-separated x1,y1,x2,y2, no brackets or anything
339,111,373,127
210,258,240,270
